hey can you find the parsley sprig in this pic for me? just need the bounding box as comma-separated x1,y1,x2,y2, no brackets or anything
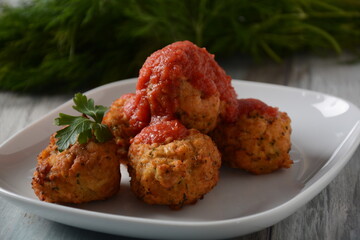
54,93,112,152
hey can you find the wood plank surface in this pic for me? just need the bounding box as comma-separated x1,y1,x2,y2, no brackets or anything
0,54,359,239
271,55,360,240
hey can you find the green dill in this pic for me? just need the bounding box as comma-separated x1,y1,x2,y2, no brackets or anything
0,0,359,93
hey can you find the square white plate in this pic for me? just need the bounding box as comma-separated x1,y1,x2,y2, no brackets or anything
1,79,360,239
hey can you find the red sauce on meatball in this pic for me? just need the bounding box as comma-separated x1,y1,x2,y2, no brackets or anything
133,119,188,144
126,41,238,142
124,90,151,133
237,98,278,118
137,41,238,122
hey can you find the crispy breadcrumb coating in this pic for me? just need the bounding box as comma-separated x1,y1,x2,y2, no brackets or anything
128,128,221,209
175,79,220,133
211,99,292,174
102,93,138,164
32,134,120,203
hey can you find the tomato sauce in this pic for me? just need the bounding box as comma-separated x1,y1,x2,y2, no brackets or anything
237,98,278,118
123,89,151,134
137,41,238,122
125,41,239,143
132,119,188,144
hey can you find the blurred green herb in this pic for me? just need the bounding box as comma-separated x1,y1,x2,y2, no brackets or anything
54,93,112,152
0,0,359,93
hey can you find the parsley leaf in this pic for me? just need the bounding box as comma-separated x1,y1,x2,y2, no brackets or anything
72,93,108,123
54,93,112,152
93,124,113,143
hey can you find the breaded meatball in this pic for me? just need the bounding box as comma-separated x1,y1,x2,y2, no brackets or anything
135,41,238,133
32,134,120,203
102,93,139,163
128,121,221,209
175,79,220,133
210,98,292,175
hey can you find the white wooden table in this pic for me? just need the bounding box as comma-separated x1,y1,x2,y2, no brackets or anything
1,54,359,240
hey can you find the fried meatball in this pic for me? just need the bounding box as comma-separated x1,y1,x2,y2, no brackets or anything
102,93,139,163
32,134,120,203
128,121,221,209
136,41,238,133
174,79,220,133
210,98,292,175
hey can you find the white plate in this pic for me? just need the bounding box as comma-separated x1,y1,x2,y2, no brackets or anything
1,79,360,239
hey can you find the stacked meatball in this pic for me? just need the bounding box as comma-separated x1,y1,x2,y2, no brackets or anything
103,41,292,208
32,40,292,208
106,41,229,208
